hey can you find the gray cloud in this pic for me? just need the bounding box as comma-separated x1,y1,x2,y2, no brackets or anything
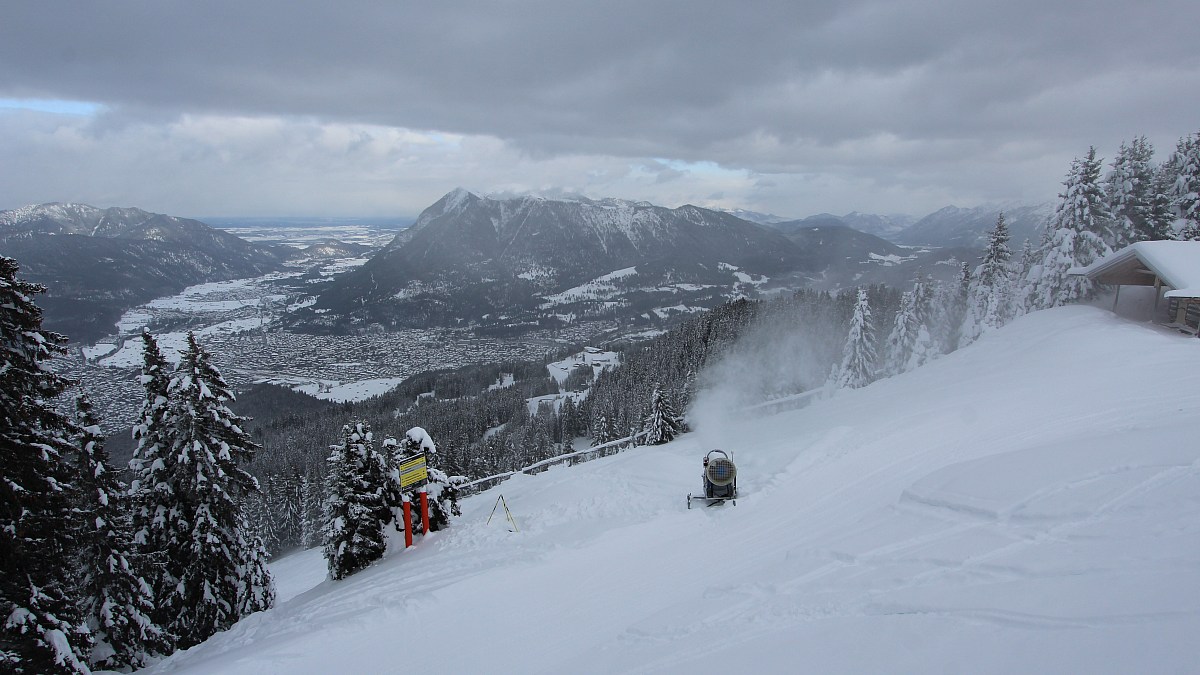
0,0,1197,217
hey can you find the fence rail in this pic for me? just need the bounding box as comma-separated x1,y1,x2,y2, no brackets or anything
456,431,650,496
454,388,822,497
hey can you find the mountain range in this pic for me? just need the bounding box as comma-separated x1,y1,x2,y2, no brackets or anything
298,190,943,334
0,195,1055,342
893,203,1053,248
0,203,291,343
762,204,1051,249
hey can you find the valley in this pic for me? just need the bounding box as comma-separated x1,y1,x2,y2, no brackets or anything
54,221,596,435
36,194,1001,437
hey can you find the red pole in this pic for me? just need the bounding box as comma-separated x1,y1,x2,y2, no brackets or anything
402,499,413,548
419,489,430,534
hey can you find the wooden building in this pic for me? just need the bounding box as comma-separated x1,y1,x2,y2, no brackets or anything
1073,241,1200,334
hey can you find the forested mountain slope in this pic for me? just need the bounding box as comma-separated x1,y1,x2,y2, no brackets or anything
1,203,290,342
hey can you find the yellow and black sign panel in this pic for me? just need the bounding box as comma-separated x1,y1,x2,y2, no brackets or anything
398,453,428,488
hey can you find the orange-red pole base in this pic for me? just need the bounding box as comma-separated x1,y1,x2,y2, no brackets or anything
419,490,430,534
402,500,413,548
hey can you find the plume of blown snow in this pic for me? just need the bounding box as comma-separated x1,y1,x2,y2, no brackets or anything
688,304,844,451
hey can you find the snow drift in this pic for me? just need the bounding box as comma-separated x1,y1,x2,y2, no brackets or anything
146,306,1200,674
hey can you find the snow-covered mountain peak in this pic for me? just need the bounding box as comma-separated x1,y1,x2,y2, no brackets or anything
0,202,164,233
1,201,99,227
312,190,811,331
437,187,480,211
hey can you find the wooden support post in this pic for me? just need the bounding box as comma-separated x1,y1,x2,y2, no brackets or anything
419,489,430,534
402,498,413,548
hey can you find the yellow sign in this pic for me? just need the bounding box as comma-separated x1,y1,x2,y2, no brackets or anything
398,453,428,488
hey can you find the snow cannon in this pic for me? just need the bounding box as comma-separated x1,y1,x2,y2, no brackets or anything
687,449,738,509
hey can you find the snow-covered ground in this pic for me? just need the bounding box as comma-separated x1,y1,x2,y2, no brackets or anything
147,306,1200,674
539,266,638,308
285,377,410,403
545,348,619,385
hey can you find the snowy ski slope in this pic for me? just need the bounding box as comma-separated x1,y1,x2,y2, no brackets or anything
146,306,1200,674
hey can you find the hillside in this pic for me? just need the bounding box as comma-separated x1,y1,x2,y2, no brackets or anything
300,189,817,333
147,306,1200,673
0,203,290,342
896,203,1053,248
767,223,975,290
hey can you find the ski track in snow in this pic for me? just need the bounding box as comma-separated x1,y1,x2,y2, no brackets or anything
147,306,1200,674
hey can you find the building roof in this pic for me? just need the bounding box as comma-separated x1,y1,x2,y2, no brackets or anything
1073,241,1200,298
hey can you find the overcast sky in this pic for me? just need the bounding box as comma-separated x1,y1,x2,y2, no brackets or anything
1,1,1196,219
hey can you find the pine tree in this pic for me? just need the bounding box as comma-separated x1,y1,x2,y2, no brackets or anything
1107,136,1169,245
300,472,324,549
1171,132,1200,240
559,396,579,443
885,289,918,376
1022,147,1114,310
73,395,167,670
590,412,615,447
244,491,276,556
323,421,391,580
834,289,877,389
944,262,972,351
128,330,173,582
1012,240,1039,317
0,256,89,674
964,213,1014,342
1151,157,1180,239
277,472,304,552
641,385,684,444
139,332,274,648
884,278,936,376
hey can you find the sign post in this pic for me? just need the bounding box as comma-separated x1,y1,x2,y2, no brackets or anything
398,452,428,544
402,496,413,548
419,489,430,534
398,453,428,489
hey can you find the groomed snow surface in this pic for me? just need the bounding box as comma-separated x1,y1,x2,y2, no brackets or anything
146,306,1200,674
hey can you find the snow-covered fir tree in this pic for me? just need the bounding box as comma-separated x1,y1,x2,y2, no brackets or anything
558,396,582,442
963,213,1014,342
884,277,937,376
272,473,305,553
244,491,277,557
1022,147,1114,310
130,332,274,648
1011,240,1039,316
300,473,324,549
1151,154,1181,239
1106,136,1172,245
1170,132,1200,240
0,256,90,674
944,262,972,352
323,421,392,580
590,411,617,447
72,394,168,670
641,385,684,444
833,289,878,389
128,330,173,579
